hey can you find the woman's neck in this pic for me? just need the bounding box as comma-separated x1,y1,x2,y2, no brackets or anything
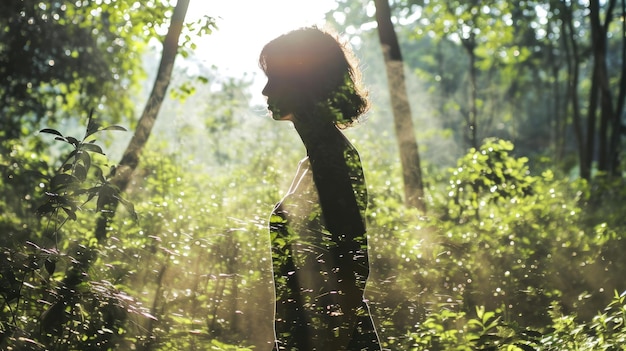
292,115,343,156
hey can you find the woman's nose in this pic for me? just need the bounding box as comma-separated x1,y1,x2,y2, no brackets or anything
262,81,271,97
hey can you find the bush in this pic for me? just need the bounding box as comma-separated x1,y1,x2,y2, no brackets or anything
364,139,626,348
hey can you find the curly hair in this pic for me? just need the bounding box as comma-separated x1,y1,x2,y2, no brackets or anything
259,27,368,128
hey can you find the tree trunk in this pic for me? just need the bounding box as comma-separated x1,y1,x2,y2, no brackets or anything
137,263,169,351
591,0,617,174
373,0,426,212
551,51,564,162
547,4,565,163
462,37,479,150
562,0,587,179
95,0,190,241
611,0,626,174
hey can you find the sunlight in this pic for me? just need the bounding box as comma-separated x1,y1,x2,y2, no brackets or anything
5,0,626,349
187,0,337,104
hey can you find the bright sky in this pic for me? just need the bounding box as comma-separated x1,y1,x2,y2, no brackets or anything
186,0,338,104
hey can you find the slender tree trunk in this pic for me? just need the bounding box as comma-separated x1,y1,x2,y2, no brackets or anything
591,0,617,174
562,0,587,179
585,45,599,180
95,0,190,241
611,0,626,174
463,38,479,150
373,0,426,212
137,263,169,351
548,4,565,162
552,56,564,162
209,277,226,333
228,237,240,335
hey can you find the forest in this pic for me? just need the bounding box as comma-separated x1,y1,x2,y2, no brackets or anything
1,0,625,350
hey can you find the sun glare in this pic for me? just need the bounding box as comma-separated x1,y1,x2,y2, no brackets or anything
187,0,337,103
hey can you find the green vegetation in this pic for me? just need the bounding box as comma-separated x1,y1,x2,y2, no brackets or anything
363,138,626,349
2,0,626,350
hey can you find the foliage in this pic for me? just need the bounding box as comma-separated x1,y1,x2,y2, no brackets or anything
2,0,626,350
446,139,535,221
1,115,140,349
407,305,542,351
0,115,254,350
328,0,624,175
360,138,626,349
404,290,626,351
541,291,626,351
0,0,172,141
36,112,133,227
3,112,626,350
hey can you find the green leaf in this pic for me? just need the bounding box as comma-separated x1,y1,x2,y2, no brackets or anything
116,194,138,221
40,128,64,137
36,202,55,216
80,142,105,155
93,166,106,183
74,164,87,182
83,186,101,204
44,258,56,275
66,136,80,146
86,109,99,137
97,184,118,212
62,207,77,221
99,125,127,132
51,174,78,190
76,150,92,172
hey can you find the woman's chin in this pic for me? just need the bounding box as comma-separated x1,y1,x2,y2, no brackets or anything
271,112,293,121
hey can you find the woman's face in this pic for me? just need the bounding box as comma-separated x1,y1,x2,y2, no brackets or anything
262,72,298,121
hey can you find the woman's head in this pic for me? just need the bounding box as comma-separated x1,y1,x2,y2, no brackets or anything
259,27,368,127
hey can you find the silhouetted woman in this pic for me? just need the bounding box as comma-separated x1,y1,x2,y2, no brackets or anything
260,27,382,351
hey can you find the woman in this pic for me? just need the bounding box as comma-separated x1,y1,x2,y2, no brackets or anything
260,27,382,351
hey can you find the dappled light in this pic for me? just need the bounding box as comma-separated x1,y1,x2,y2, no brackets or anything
2,0,626,351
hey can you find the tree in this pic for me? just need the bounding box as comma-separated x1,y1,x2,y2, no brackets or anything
0,1,213,348
94,0,192,243
588,0,623,177
0,0,170,143
413,0,537,149
374,0,426,212
556,0,625,180
559,0,589,179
